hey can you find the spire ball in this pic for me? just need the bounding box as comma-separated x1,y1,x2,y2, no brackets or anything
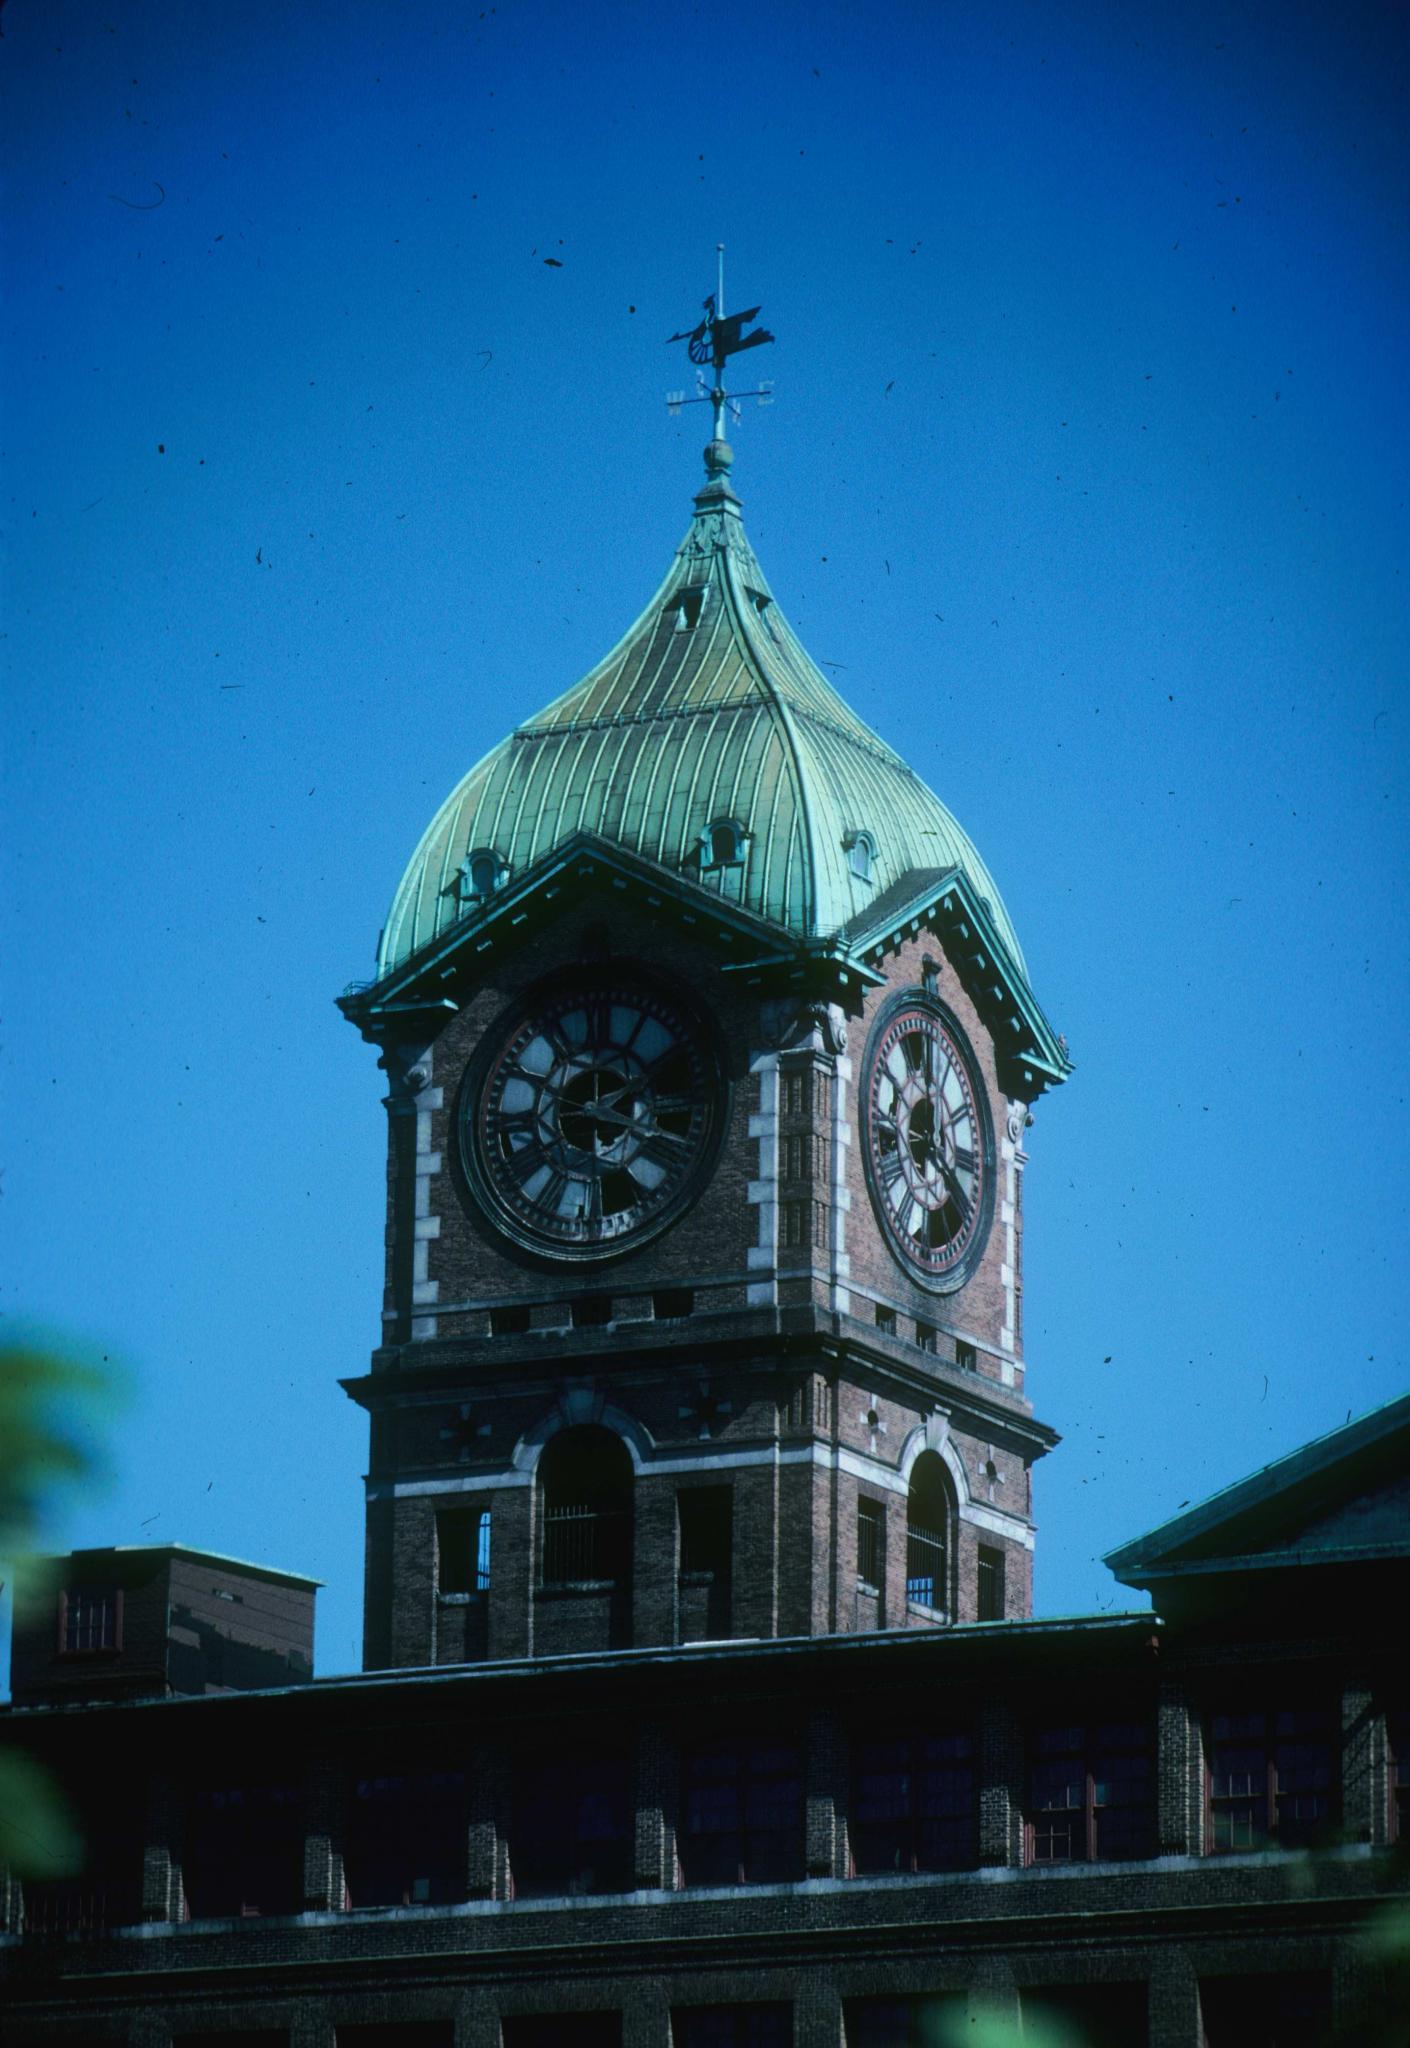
704,437,735,477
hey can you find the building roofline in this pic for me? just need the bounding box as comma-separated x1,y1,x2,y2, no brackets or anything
1103,1388,1410,1582
19,1543,321,1591
2,1612,1159,1719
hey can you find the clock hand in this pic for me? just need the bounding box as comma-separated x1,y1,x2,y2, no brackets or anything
937,1155,971,1222
572,1099,686,1143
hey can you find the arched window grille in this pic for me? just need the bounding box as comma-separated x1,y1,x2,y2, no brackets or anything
538,1426,633,1588
906,1452,953,1613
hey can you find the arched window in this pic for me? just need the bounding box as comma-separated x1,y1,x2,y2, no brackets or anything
538,1426,633,1588
700,818,748,870
845,830,876,884
458,848,505,904
905,1452,953,1614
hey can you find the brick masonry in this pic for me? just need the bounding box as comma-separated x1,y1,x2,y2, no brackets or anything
2,1613,1404,2045
349,893,1055,1671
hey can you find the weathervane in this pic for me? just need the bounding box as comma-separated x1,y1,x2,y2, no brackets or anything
667,245,774,446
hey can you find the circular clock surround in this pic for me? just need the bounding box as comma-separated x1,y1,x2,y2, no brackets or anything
460,971,724,1261
859,991,995,1291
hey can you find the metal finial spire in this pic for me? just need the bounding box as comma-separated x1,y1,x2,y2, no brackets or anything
714,243,726,445
666,248,775,467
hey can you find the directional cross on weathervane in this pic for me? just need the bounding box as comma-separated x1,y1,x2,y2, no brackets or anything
667,245,775,443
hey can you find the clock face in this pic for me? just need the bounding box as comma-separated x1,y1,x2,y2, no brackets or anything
463,976,720,1260
861,997,992,1287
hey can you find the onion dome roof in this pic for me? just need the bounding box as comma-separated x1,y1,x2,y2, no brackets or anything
378,446,1025,982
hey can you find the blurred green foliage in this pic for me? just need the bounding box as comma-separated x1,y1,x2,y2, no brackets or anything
0,1345,113,1559
932,2009,1083,2047
0,1340,124,1878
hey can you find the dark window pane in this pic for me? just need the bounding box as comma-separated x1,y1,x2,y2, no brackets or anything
1273,1712,1333,1847
437,1508,484,1594
1199,1971,1333,2047
844,1996,967,2048
63,1586,120,1652
976,1545,1005,1621
679,1488,732,1577
503,2016,621,2048
539,1427,633,1586
173,2035,290,2047
1208,1706,1336,1853
1022,1985,1148,2048
906,1454,951,1611
511,1755,631,1897
1389,1706,1410,1841
1093,1744,1152,1860
344,1771,466,1907
337,2029,455,2048
857,1499,884,1589
674,2005,791,2048
851,1731,975,1875
184,1784,303,1919
22,1776,142,1939
1029,1720,1153,1866
681,1740,803,1886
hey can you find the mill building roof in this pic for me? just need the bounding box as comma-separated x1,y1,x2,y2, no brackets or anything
377,443,1027,984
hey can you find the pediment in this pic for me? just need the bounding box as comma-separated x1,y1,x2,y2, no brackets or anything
338,832,880,1043
1105,1392,1410,1588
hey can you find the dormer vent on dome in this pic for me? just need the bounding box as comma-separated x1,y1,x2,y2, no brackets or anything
456,849,507,906
701,818,749,870
844,831,876,885
376,448,1027,983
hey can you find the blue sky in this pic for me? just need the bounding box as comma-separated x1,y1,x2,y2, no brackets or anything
4,0,1407,1677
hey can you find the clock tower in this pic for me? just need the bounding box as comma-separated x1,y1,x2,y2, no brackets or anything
340,419,1069,1672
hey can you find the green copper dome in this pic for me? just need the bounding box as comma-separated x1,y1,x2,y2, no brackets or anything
378,454,1025,981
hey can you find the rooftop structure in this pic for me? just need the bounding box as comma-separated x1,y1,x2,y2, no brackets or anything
377,443,1029,981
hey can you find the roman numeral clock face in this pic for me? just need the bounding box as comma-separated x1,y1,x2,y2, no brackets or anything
462,977,721,1260
861,998,994,1288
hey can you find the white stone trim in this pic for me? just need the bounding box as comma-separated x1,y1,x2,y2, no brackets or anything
408,1065,443,1341
368,1432,1030,1550
368,1471,533,1500
895,1420,967,1504
746,1051,780,1307
997,1106,1018,1381
830,1053,853,1315
959,1498,1036,1548
510,1396,657,1474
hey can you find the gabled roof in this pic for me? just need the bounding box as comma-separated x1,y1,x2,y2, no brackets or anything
1103,1390,1410,1589
342,831,1070,1100
377,447,1027,983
